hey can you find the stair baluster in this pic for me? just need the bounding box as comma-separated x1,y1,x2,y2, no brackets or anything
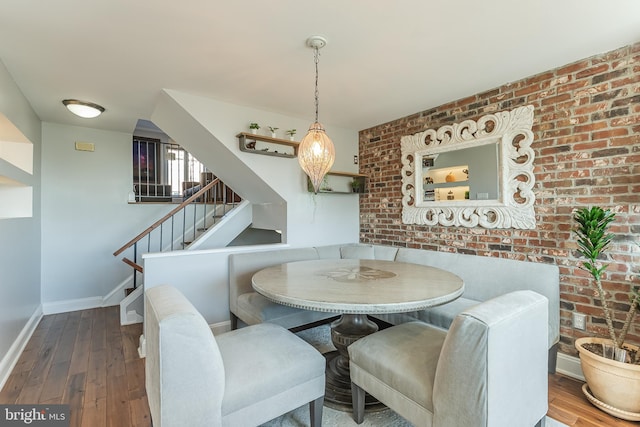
113,178,241,294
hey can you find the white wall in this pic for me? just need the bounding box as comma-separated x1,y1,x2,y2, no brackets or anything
0,60,42,387
39,90,361,309
142,247,250,323
40,123,176,305
152,90,361,246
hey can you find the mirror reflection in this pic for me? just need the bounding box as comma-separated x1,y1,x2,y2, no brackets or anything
420,142,499,203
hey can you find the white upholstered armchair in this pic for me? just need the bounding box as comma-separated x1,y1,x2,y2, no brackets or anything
145,285,326,427
349,290,549,427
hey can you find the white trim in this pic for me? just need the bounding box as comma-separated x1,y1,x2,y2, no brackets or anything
210,320,231,336
0,305,43,390
138,334,146,359
42,296,103,315
556,352,585,381
120,286,144,326
102,275,133,307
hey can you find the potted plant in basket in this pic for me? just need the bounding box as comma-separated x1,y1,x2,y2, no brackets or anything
573,206,640,420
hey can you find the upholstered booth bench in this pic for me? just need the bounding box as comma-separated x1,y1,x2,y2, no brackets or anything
228,243,560,372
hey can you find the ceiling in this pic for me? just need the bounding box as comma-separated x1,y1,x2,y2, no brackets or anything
1,1,639,135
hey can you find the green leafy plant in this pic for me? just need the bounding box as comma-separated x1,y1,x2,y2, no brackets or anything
268,126,279,133
286,129,297,136
574,206,640,350
249,123,260,130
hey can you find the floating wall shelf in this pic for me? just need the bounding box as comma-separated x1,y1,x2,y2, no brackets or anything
237,132,299,158
308,171,367,194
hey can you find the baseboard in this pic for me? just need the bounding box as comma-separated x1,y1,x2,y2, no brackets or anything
0,305,43,391
102,275,134,307
42,296,104,315
210,320,231,336
556,352,585,381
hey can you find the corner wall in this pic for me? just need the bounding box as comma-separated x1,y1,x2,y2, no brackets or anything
0,60,42,388
152,90,361,247
359,43,640,357
40,123,176,305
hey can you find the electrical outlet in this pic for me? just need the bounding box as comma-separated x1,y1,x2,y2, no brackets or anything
573,312,586,330
353,155,359,164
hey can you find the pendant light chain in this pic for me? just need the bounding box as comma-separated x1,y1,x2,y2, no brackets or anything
314,46,320,123
299,36,336,194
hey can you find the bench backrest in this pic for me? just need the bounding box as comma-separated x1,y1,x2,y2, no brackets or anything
228,247,319,314
145,285,225,427
433,290,548,427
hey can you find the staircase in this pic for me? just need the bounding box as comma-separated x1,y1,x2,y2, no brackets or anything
113,178,242,324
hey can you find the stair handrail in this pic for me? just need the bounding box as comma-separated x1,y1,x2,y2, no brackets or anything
113,178,221,257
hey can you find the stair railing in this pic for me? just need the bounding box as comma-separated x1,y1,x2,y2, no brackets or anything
113,178,240,291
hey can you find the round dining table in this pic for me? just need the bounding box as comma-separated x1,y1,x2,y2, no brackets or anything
252,258,464,411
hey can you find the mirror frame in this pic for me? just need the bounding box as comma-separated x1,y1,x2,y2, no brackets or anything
400,105,536,229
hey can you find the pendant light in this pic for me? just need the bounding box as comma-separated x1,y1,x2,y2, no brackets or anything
298,36,335,194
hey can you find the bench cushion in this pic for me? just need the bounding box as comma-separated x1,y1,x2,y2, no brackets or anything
340,244,375,259
349,321,447,421
314,243,399,261
217,323,325,421
415,298,480,330
395,246,559,348
236,291,336,329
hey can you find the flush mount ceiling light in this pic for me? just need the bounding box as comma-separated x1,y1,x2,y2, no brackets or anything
62,99,105,118
298,35,335,194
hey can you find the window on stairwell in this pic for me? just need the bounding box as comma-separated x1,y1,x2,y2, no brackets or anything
132,135,209,203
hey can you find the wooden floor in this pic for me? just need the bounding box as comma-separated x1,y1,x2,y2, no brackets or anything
0,307,638,427
0,307,149,427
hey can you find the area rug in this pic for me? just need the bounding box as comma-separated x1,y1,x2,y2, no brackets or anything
260,324,568,427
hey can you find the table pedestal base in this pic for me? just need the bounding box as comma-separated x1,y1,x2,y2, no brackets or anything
323,314,386,412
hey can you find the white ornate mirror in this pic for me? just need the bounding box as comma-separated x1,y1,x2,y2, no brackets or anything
400,105,536,229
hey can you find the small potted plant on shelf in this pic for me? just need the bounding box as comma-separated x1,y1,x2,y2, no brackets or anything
573,206,640,420
268,126,279,138
351,179,362,193
286,129,297,141
249,123,260,134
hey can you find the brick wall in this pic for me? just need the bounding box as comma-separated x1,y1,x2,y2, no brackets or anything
358,43,640,357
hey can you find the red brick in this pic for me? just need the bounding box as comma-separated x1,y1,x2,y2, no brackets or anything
592,128,629,139
575,63,609,79
611,74,640,88
611,115,640,126
557,79,590,94
540,93,573,106
557,60,590,76
358,42,640,350
574,102,608,116
515,84,542,97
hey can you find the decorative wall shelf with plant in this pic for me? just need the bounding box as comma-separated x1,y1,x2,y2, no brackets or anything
306,171,366,194
236,132,299,159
